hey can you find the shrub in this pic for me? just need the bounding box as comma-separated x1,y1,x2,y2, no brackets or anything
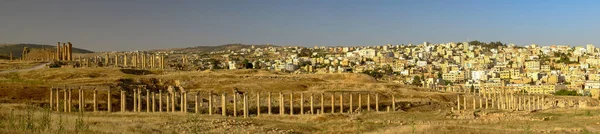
554,90,578,96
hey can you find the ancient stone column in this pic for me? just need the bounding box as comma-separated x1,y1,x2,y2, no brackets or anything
528,96,532,111
138,89,142,112
114,54,118,67
367,93,371,111
124,54,128,67
243,93,248,118
152,92,156,112
537,96,543,109
541,96,545,110
134,89,139,112
517,96,521,111
121,90,125,112
166,92,170,112
105,53,109,66
330,93,334,113
257,92,261,116
473,96,476,110
503,94,507,110
221,93,226,116
491,95,495,109
320,93,324,114
108,90,112,112
151,55,155,69
183,92,187,113
511,93,514,110
80,89,85,112
93,89,98,112
62,89,67,112
376,94,380,112
61,43,66,60
132,55,137,68
339,93,343,113
485,96,489,109
56,42,61,60
87,58,91,68
208,91,213,115
56,89,60,112
279,92,284,115
479,98,483,109
63,43,68,60
349,93,353,113
195,93,199,114
268,92,272,115
146,89,150,113
67,42,72,61
457,95,461,110
159,90,162,112
496,93,504,109
68,89,72,113
310,93,314,114
161,55,165,69
300,93,304,115
142,54,146,69
233,93,237,116
50,88,54,110
290,92,294,115
171,91,175,112
358,94,362,112
392,95,395,112
133,89,137,112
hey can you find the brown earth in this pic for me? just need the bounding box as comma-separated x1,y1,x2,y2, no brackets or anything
0,61,599,133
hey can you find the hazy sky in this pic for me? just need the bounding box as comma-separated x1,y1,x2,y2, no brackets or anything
1,0,599,52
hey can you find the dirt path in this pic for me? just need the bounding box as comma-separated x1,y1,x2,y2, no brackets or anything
0,62,49,74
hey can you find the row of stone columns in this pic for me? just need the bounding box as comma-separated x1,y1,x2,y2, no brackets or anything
436,85,549,96
50,87,109,112
50,89,400,117
117,53,165,69
455,93,546,111
74,52,166,69
56,42,73,61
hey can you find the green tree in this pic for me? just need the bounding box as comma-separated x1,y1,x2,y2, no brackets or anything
362,70,383,79
241,59,253,69
554,90,578,96
298,49,312,57
412,76,422,87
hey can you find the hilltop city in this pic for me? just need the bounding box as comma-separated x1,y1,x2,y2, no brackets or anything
134,41,598,99
3,40,600,133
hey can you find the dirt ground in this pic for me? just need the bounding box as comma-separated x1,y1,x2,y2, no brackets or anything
1,104,600,134
0,60,44,72
1,62,600,133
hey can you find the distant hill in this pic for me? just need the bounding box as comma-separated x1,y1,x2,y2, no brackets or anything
153,43,277,54
0,44,94,58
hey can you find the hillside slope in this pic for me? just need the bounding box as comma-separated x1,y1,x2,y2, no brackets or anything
0,43,94,58
152,43,277,54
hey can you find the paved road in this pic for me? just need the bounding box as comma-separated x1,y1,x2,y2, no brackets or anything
0,62,50,74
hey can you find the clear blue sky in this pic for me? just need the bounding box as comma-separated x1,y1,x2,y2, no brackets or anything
1,0,599,52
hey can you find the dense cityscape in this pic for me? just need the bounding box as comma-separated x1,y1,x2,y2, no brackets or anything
157,41,599,99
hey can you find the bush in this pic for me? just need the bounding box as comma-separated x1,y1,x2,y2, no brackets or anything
554,90,578,96
362,70,384,79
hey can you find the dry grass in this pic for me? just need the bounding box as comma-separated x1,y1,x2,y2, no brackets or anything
1,104,599,134
0,60,44,71
1,63,600,133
